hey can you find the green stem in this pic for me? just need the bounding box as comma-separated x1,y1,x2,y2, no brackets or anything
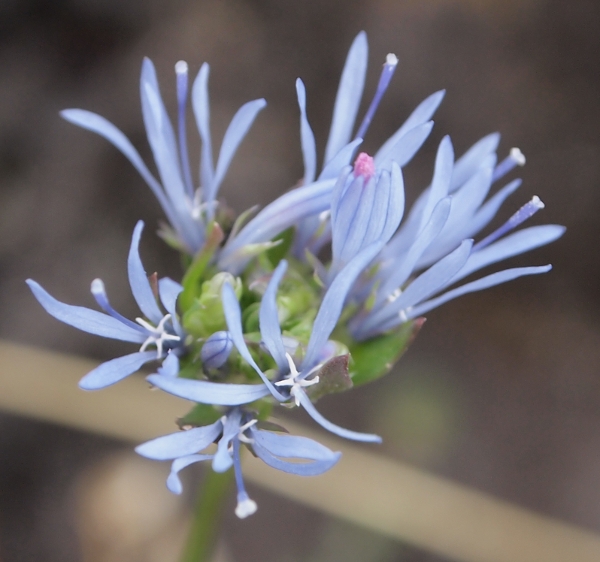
179,468,233,562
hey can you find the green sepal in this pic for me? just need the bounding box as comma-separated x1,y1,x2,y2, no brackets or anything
265,226,295,267
349,318,425,386
307,354,353,401
177,403,223,429
180,223,225,312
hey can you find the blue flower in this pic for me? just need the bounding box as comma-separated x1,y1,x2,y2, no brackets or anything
26,221,185,389
61,59,265,254
135,406,341,518
348,135,565,340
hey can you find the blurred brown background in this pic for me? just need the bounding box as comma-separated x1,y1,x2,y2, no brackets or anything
0,0,599,560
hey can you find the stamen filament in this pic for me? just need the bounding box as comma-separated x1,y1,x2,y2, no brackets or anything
492,147,526,183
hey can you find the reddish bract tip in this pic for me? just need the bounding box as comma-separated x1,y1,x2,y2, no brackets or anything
353,152,375,181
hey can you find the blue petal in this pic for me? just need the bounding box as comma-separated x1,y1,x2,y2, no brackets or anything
210,99,267,207
159,352,179,377
296,79,317,185
408,265,552,318
324,31,368,164
147,373,271,405
375,90,445,162
79,351,156,390
222,284,286,400
452,225,565,283
303,241,384,369
167,454,213,494
158,277,184,336
375,122,434,170
213,409,242,472
318,139,363,181
201,331,233,369
191,63,214,196
251,429,339,461
128,221,164,324
259,260,289,371
252,440,341,476
26,280,145,343
450,133,500,193
135,421,222,460
297,390,382,443
219,179,336,273
60,109,176,223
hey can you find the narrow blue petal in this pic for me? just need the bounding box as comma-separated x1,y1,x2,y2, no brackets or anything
453,225,565,283
374,121,434,170
218,179,336,273
222,283,286,400
147,373,271,405
27,280,146,343
252,440,341,476
140,59,188,208
324,31,368,164
379,162,405,243
251,429,339,460
213,409,242,472
158,277,184,336
128,221,164,324
135,421,222,460
297,390,382,443
210,99,267,206
318,139,363,181
375,90,445,162
79,351,156,390
259,260,289,371
60,109,176,223
191,63,214,195
159,352,179,377
408,265,552,318
450,133,500,192
296,79,317,185
167,454,213,494
303,241,384,369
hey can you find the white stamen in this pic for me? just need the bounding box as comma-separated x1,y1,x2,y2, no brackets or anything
398,309,408,323
235,498,257,519
91,278,105,295
275,353,320,406
386,53,399,67
387,287,402,303
510,147,526,166
137,314,181,358
175,60,188,75
530,195,544,209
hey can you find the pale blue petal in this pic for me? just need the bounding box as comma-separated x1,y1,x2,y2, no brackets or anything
218,179,336,273
318,139,363,181
212,409,242,472
147,373,271,405
210,99,267,205
259,260,288,371
303,241,384,369
135,421,222,460
374,121,434,170
191,63,214,193
324,31,368,164
296,79,317,185
221,283,286,400
159,352,179,377
253,440,341,476
201,331,233,369
298,390,382,443
408,265,552,318
128,221,164,324
450,133,500,192
27,280,145,343
251,429,339,460
167,455,213,494
60,109,175,222
79,351,156,390
158,277,184,336
452,225,565,283
374,90,445,161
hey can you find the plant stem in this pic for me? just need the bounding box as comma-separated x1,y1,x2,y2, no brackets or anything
179,468,233,562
